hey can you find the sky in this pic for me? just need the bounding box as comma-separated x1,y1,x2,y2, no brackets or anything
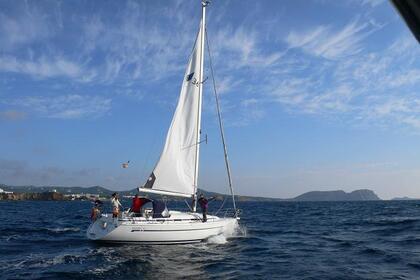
1,0,420,199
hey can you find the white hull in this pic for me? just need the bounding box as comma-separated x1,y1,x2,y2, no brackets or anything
87,211,238,244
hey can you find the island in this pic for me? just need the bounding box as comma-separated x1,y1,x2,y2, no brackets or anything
0,184,385,202
292,189,380,201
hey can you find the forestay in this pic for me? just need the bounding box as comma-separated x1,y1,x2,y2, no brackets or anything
139,22,204,198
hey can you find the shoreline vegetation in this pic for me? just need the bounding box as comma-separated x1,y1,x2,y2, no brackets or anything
0,184,404,202
0,191,65,201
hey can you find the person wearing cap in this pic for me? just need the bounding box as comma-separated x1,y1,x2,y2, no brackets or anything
197,194,215,222
90,200,102,221
111,193,123,218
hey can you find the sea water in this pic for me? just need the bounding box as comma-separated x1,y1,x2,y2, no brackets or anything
1,200,420,279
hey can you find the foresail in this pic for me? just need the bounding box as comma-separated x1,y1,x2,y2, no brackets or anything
140,23,203,198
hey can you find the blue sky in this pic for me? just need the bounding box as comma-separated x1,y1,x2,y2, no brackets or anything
1,0,420,199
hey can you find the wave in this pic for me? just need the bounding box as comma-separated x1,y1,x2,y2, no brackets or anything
2,200,420,279
207,235,227,244
364,217,419,226
0,226,81,236
408,263,420,270
206,219,246,245
359,246,386,256
47,227,80,233
3,252,85,271
4,234,20,242
3,247,118,275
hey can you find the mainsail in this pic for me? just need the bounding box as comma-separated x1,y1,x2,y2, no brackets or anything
139,22,204,198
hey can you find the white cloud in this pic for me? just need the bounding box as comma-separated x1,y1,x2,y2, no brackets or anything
358,0,386,7
333,36,420,126
0,1,282,90
0,1,418,132
75,1,196,83
265,76,356,115
386,69,420,88
286,26,327,50
0,3,53,51
0,1,195,84
0,55,96,82
212,75,244,96
8,94,112,119
211,25,284,69
228,98,265,127
251,28,420,130
286,17,380,59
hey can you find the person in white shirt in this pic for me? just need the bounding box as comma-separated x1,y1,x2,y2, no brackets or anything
111,193,123,218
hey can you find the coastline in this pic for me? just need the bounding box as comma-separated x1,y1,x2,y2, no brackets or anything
1,192,68,201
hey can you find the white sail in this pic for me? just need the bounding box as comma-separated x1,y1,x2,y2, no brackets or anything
140,23,204,198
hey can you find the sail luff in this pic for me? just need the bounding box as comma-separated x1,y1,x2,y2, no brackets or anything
193,1,207,211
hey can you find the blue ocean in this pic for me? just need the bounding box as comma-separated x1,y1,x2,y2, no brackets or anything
1,200,420,279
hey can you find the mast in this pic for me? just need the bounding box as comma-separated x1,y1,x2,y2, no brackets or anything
193,0,208,212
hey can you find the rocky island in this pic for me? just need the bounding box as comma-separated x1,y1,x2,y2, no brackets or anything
292,189,380,201
0,184,384,202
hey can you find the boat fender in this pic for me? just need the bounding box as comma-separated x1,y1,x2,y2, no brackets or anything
102,222,107,229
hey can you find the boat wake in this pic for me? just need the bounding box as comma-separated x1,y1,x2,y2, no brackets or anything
207,234,228,244
207,220,247,244
47,227,80,233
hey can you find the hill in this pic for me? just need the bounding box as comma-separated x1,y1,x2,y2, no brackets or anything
1,184,381,201
293,189,380,201
0,184,115,196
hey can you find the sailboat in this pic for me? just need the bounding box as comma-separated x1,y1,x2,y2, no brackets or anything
87,1,239,244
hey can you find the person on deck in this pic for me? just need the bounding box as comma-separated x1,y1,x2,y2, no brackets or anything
111,193,123,218
130,194,151,216
90,200,102,221
198,194,215,222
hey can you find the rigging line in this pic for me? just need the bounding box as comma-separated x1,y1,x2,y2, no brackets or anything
184,199,193,212
205,27,237,216
214,196,227,216
181,134,207,150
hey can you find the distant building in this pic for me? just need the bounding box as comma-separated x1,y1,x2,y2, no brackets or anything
63,193,100,201
0,188,13,194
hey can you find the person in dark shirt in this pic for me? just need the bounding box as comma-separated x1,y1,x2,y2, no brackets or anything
197,194,215,222
131,194,151,216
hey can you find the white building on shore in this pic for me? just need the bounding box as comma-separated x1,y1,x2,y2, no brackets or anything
0,188,13,194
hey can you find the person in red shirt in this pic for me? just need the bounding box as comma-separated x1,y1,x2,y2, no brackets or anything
131,194,151,216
